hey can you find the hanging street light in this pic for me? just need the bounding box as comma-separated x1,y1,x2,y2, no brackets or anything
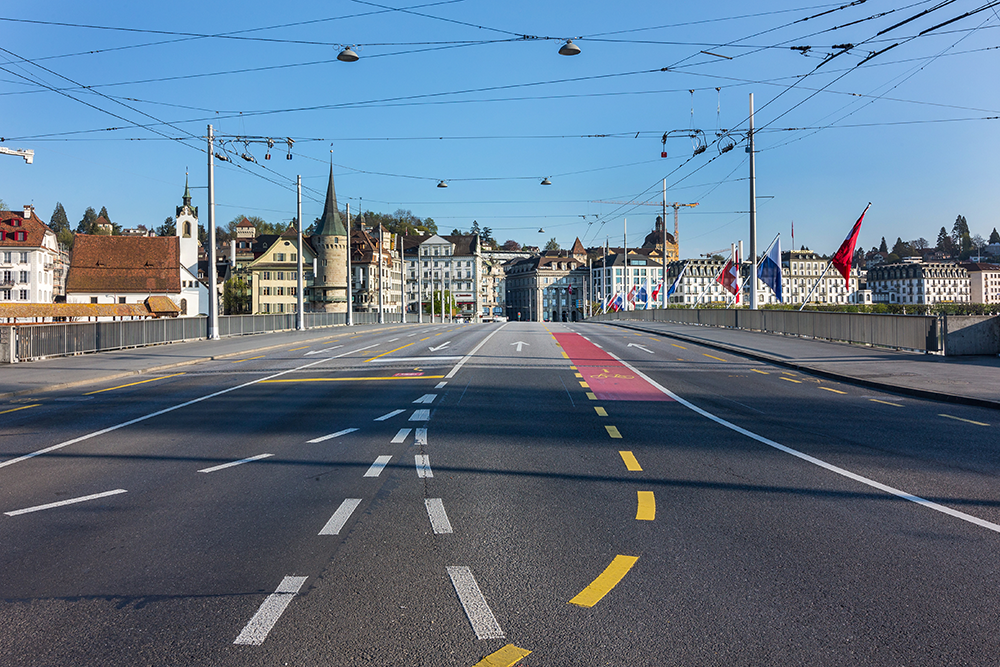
558,40,581,56
437,180,449,188
540,177,552,185
337,46,360,62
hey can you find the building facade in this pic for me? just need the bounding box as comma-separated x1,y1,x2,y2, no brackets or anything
868,260,971,305
505,241,589,322
960,263,1000,304
1,205,61,304
247,225,316,314
781,250,867,306
591,247,665,309
350,223,403,315
309,166,349,313
404,233,481,320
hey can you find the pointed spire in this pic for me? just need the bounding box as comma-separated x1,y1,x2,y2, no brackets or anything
182,172,192,207
315,165,347,237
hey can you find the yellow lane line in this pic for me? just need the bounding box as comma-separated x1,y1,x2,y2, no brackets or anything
420,337,431,341
780,377,802,384
636,491,655,521
605,425,622,438
781,371,797,376
84,373,186,395
579,381,590,388
586,392,597,400
940,413,990,427
574,373,583,378
569,555,639,608
472,645,532,667
595,407,608,417
364,341,415,363
751,369,769,375
262,375,445,383
0,404,41,415
671,343,686,349
820,387,846,394
619,450,641,471
562,351,569,359
871,399,904,407
232,356,265,363
288,346,310,351
703,354,726,362
570,365,577,370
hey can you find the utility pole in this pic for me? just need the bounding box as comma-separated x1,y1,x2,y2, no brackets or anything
296,176,304,329
346,203,353,326
417,241,423,324
378,224,385,324
749,93,758,310
207,125,219,339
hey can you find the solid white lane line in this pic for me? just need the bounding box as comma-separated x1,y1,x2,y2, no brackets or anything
307,428,358,444
445,323,507,379
412,394,437,404
407,333,417,337
375,409,405,422
5,489,127,517
415,428,428,446
391,428,412,444
198,454,273,474
446,566,504,640
415,454,433,478
435,382,447,389
425,498,453,534
388,338,400,342
364,455,393,478
0,346,376,471
233,576,308,646
319,498,362,535
409,409,431,422
605,348,1000,535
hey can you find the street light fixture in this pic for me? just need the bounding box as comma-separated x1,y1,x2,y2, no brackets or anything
338,46,360,62
437,180,449,188
558,40,581,56
540,177,552,185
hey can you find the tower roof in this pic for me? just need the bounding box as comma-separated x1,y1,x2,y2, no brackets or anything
315,165,347,237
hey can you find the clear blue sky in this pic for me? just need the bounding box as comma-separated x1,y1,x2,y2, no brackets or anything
2,0,998,258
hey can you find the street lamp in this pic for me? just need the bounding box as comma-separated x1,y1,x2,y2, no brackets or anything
558,40,581,56
337,46,360,62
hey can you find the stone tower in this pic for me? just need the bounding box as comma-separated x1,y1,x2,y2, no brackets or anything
310,166,348,312
175,175,199,275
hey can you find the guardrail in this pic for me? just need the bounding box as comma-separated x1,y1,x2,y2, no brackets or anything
590,309,941,353
3,311,405,362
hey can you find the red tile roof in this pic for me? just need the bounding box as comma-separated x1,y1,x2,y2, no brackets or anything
0,209,53,247
66,235,181,294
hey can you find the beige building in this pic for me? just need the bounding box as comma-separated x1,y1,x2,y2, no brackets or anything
247,226,315,314
505,239,589,322
309,166,349,312
350,223,403,314
960,262,1000,304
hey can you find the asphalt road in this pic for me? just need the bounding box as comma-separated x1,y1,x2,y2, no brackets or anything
1,321,999,666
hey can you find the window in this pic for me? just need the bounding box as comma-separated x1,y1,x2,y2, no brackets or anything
275,253,286,262
19,290,27,300
90,297,98,303
276,287,284,296
119,297,126,304
262,271,271,280
2,253,9,263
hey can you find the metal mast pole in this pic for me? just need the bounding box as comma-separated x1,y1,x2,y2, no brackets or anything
346,203,353,326
417,241,423,323
296,176,304,330
749,93,758,310
623,218,629,311
662,179,668,309
207,125,219,339
398,234,403,323
378,224,385,324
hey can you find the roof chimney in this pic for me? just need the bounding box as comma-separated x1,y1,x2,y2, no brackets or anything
23,205,32,219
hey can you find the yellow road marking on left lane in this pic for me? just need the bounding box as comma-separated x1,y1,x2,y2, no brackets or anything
0,404,41,415
595,407,608,416
780,376,802,384
288,346,309,351
262,375,444,383
232,356,265,363
940,414,990,427
703,354,726,362
820,386,846,394
365,341,415,363
619,451,642,471
605,425,622,438
84,373,186,395
636,491,655,520
569,555,639,608
472,645,532,667
751,369,769,375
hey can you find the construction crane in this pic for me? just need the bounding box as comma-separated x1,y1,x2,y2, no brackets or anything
0,147,34,164
591,197,698,261
700,247,730,258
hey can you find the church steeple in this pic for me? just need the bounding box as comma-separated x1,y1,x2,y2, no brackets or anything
176,172,197,218
182,173,192,208
315,165,346,237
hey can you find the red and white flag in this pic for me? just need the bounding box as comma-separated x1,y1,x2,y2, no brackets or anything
717,247,740,302
831,203,871,288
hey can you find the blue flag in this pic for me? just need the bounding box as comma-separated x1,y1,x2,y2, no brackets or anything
757,237,783,302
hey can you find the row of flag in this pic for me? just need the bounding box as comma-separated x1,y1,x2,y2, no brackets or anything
602,203,870,309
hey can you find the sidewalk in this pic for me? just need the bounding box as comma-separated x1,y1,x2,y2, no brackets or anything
599,319,1000,411
0,324,403,401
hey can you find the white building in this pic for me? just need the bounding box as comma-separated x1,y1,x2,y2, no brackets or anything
592,247,665,307
959,263,1000,304
781,250,867,306
0,205,61,305
404,234,481,320
868,260,970,305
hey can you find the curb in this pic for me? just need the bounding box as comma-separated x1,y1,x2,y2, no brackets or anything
600,320,1000,412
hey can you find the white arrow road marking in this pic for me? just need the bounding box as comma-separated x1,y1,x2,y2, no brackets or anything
364,455,393,478
319,498,362,535
415,455,433,478
412,394,437,404
429,341,451,352
446,566,504,640
375,409,405,421
307,428,358,443
5,489,127,517
627,343,654,354
234,576,308,645
425,498,453,534
198,454,272,473
511,341,529,352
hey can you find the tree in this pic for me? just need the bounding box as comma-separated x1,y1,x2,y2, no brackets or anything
502,239,521,251
157,216,176,236
49,203,69,233
544,237,560,252
891,237,913,258
912,237,929,251
481,226,495,247
936,226,955,256
878,237,888,253
223,276,251,314
450,228,464,236
952,214,972,257
990,228,1000,244
76,207,99,234
353,208,437,237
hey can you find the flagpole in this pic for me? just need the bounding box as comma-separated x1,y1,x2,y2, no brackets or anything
692,253,730,307
799,260,835,311
750,232,781,304
748,92,758,310
623,218,629,311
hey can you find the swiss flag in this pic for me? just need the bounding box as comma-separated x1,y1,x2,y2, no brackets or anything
717,248,740,302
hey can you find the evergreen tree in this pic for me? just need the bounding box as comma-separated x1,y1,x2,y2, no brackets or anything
76,207,99,234
879,237,888,253
936,226,955,255
990,228,1000,244
156,216,175,236
891,237,912,258
49,203,69,233
544,237,560,252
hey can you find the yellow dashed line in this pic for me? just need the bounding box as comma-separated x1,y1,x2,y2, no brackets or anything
618,450,641,471
232,356,265,363
570,366,577,370
751,369,769,375
288,346,310,351
780,376,802,384
605,425,622,438
364,341,416,363
579,381,590,388
84,372,186,394
871,399,904,407
574,373,583,378
586,392,597,400
569,555,640,608
703,354,726,362
671,343,686,349
472,645,532,667
0,404,41,415
595,407,608,417
636,491,655,521
820,387,846,394
940,414,990,427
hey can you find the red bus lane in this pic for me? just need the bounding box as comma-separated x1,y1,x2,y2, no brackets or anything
553,332,673,402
